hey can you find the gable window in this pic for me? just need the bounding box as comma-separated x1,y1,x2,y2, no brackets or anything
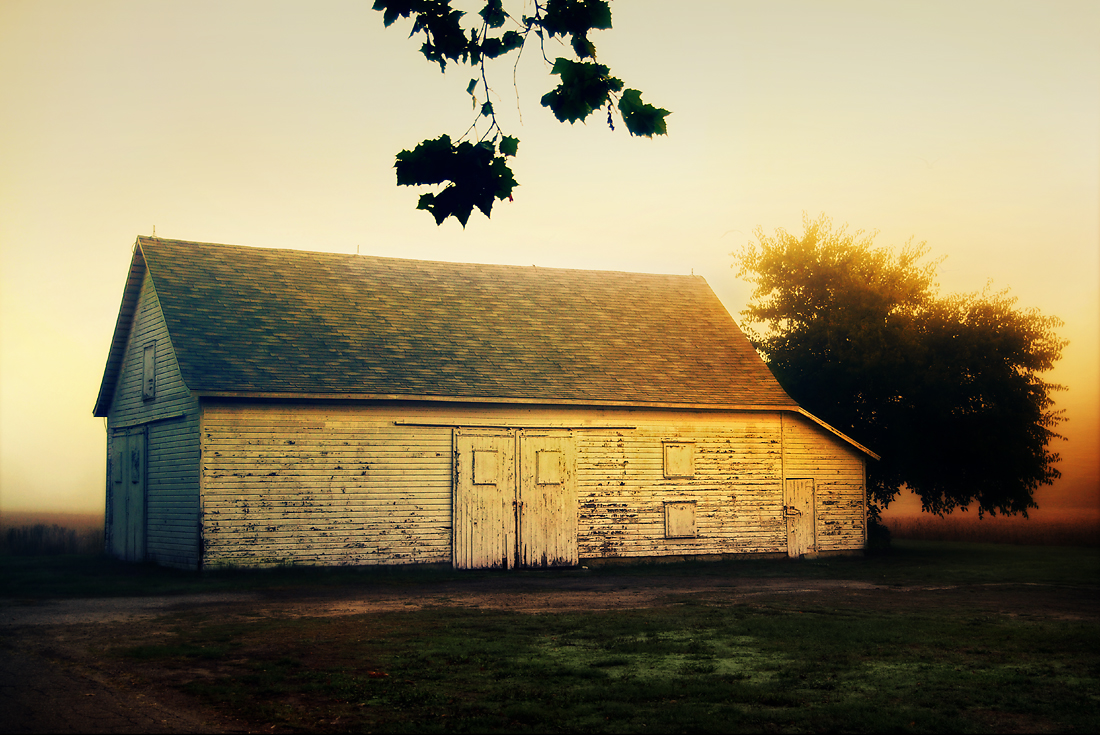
142,342,156,400
663,441,694,478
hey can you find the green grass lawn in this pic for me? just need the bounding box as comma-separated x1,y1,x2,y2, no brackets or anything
118,590,1099,733
4,542,1098,732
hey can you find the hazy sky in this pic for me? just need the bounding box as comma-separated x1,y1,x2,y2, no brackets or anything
1,0,1097,516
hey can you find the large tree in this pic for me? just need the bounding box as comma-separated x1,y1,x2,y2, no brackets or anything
734,214,1067,517
373,0,670,226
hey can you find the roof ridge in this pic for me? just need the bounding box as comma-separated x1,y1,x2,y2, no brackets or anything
136,236,707,281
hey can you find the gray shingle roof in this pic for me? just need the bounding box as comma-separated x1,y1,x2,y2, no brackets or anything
97,237,798,411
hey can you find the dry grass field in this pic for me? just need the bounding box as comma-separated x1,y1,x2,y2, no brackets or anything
885,508,1100,547
0,511,104,556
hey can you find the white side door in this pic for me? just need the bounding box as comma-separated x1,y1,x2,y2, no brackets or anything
785,478,815,557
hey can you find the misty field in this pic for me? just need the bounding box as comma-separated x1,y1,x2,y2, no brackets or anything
0,512,104,556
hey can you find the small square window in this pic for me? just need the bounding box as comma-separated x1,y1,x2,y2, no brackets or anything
664,501,697,538
536,450,562,485
473,450,498,485
663,442,694,478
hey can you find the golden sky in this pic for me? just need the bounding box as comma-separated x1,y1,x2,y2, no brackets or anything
1,0,1097,516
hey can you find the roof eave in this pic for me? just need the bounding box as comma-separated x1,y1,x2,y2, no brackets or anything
189,389,798,412
792,407,880,460
189,390,878,459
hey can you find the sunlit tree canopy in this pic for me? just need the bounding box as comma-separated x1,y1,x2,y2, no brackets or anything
735,214,1067,517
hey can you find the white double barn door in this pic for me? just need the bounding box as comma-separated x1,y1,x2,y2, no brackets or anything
453,429,577,569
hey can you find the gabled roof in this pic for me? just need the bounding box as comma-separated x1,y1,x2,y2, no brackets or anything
95,236,800,416
93,244,147,418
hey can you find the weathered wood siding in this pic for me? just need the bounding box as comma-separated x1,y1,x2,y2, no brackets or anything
198,402,866,567
577,414,789,558
782,413,867,551
106,272,200,569
198,402,866,568
201,403,453,567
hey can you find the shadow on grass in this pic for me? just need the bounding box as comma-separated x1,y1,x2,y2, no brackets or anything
3,540,1097,601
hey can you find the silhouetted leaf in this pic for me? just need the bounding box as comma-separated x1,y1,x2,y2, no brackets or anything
541,58,622,124
373,0,415,27
394,134,518,227
394,135,456,186
500,30,524,53
540,0,612,38
618,88,670,137
479,0,507,28
389,0,468,71
571,34,596,59
480,36,503,58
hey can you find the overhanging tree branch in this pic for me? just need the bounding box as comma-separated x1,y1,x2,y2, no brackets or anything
373,0,670,227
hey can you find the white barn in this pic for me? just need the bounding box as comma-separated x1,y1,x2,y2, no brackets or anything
94,237,877,570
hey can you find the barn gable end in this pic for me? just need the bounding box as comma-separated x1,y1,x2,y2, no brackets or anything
107,271,195,425
98,257,201,569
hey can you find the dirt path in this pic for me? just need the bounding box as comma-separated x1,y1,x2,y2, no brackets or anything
3,575,1097,733
0,645,231,734
0,577,883,628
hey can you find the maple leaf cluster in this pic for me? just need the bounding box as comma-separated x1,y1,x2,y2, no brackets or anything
374,0,670,226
